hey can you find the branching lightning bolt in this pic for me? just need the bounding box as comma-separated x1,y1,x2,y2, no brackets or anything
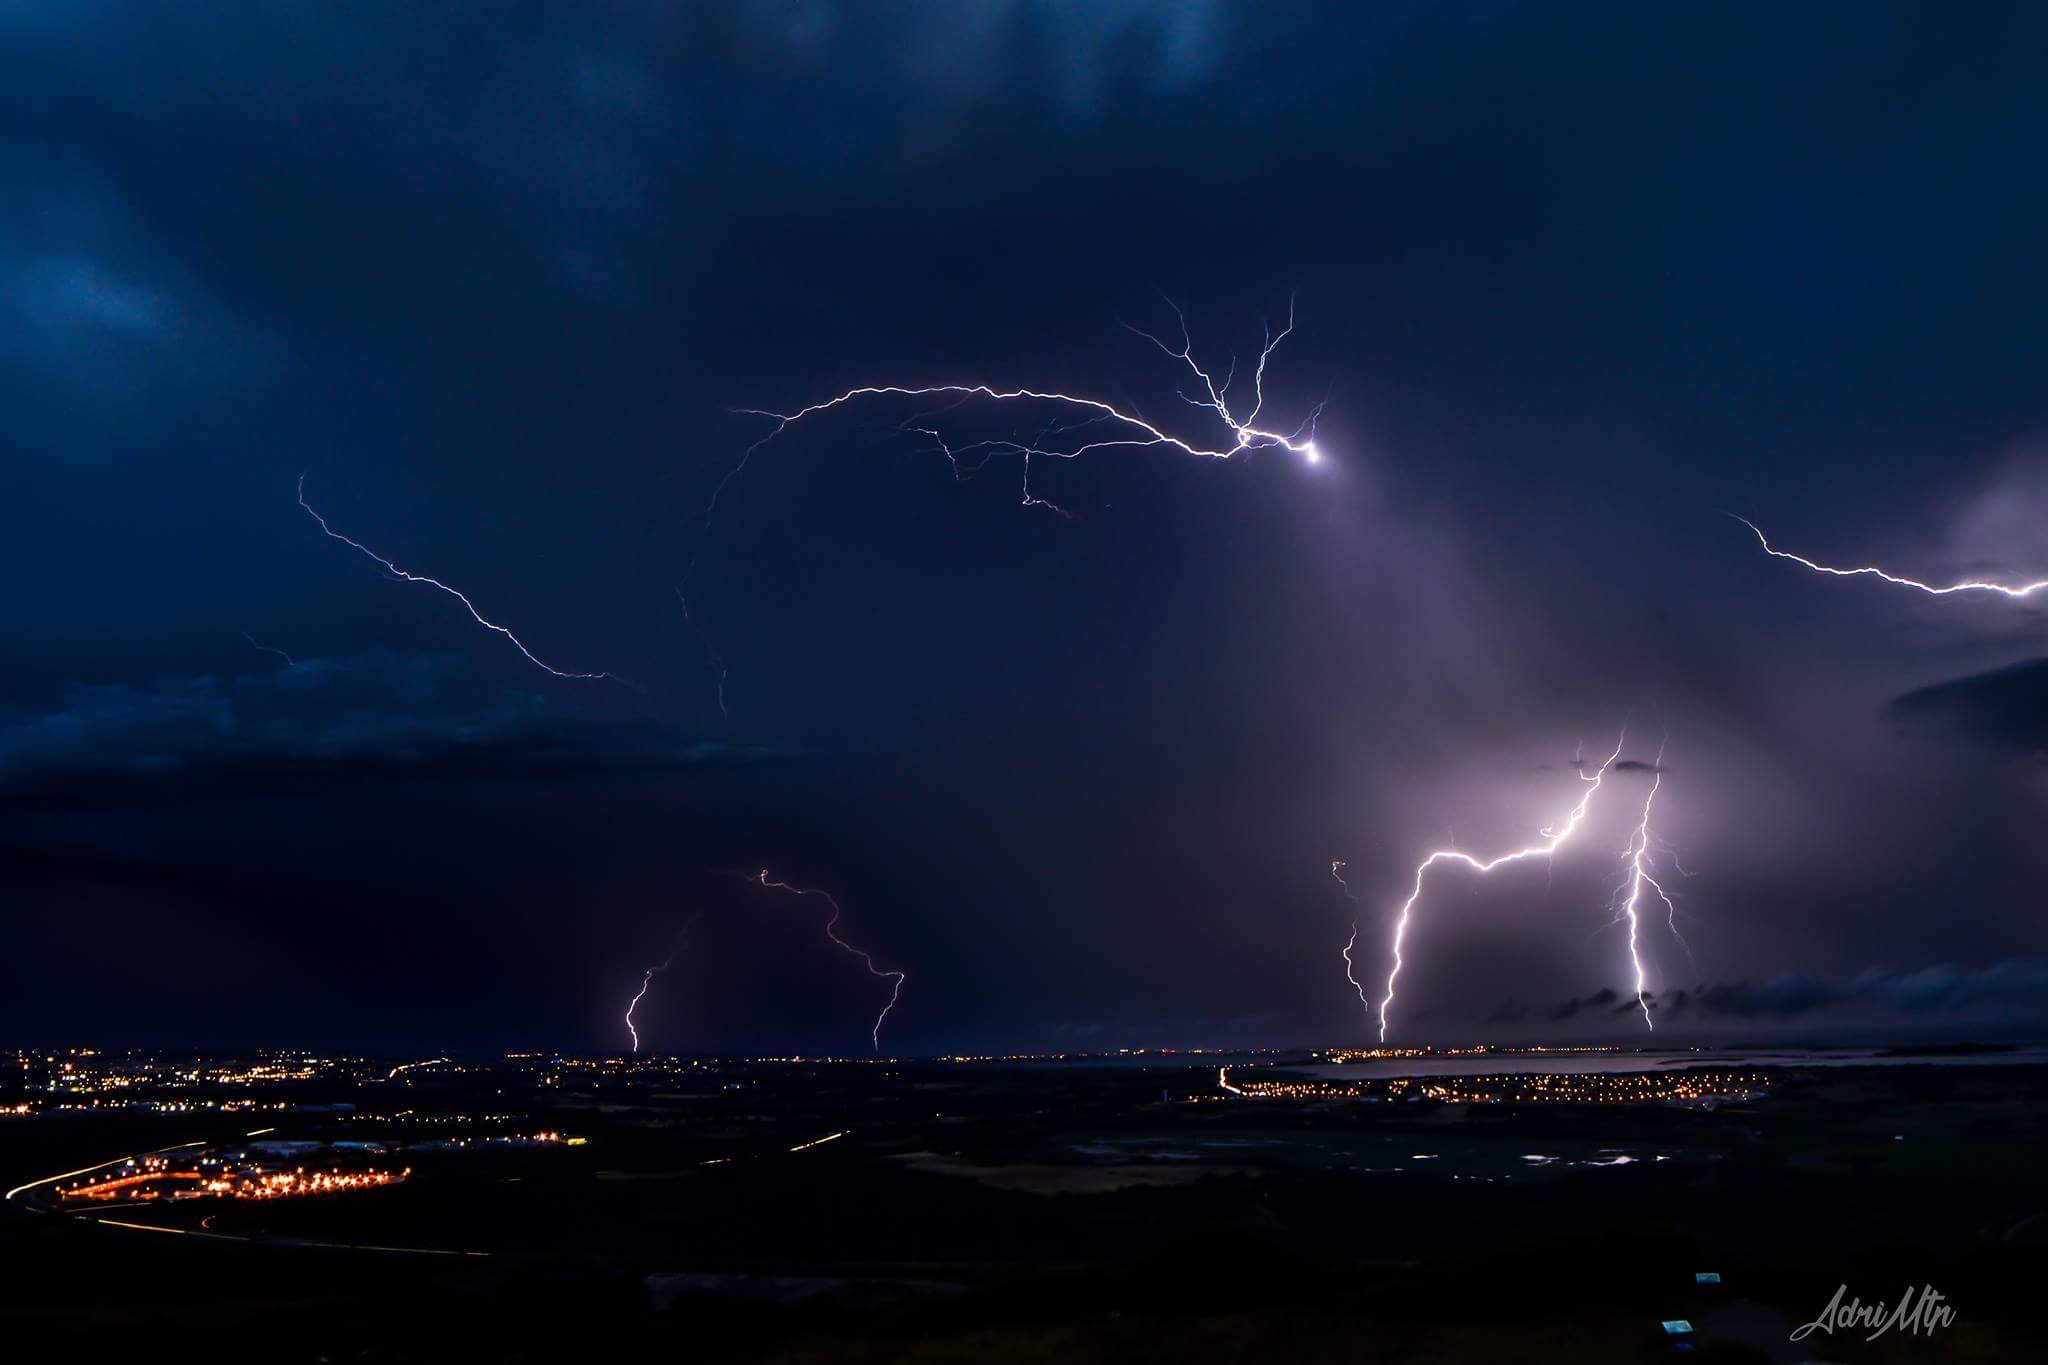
1610,740,1679,1028
625,956,673,1055
1378,734,1654,1042
674,302,1320,718
1329,861,1372,1013
1374,736,1691,1039
297,476,611,680
678,300,1320,721
721,297,1322,519
1735,515,2048,599
754,871,906,1052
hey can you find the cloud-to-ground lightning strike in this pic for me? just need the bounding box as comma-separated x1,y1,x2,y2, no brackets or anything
297,476,611,680
1609,741,1679,1028
723,298,1323,522
624,914,702,1054
1735,515,2048,599
754,871,906,1053
1329,861,1373,1013
624,956,673,1055
1376,734,1689,1041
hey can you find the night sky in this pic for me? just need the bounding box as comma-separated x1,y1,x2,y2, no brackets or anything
7,3,2048,1054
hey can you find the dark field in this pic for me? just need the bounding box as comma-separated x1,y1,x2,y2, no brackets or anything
3,1054,2043,1361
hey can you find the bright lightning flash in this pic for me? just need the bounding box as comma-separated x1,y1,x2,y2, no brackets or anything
1609,741,1678,1029
725,298,1323,520
679,301,1318,721
754,871,906,1053
1375,734,1682,1041
625,956,674,1055
624,914,702,1054
1736,516,2048,599
298,476,610,680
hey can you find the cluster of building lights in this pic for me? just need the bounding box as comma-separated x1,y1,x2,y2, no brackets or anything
413,1131,584,1150
1399,1071,1766,1105
1317,1045,1629,1064
206,1168,407,1200
1227,1070,1766,1105
6,1050,366,1097
56,1158,407,1203
1227,1077,1365,1100
341,1110,521,1126
38,1098,289,1116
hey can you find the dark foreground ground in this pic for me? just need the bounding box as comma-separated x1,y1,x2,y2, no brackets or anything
2,1053,2043,1362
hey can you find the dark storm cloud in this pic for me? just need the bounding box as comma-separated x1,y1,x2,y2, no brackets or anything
0,649,769,791
1539,964,2048,1023
1,0,1234,460
1889,659,2048,753
5,3,2048,1049
1548,987,1618,1021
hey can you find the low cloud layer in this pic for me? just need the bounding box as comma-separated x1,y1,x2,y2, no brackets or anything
0,649,769,791
1536,962,2048,1025
1890,659,2048,754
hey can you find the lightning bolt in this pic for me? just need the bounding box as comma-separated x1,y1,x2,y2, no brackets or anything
1329,861,1372,1014
675,587,730,727
677,302,1323,714
623,913,702,1054
1610,740,1678,1028
625,956,673,1055
240,632,298,668
754,871,905,1053
1735,515,2048,599
297,475,611,680
1378,733,1633,1042
723,297,1322,520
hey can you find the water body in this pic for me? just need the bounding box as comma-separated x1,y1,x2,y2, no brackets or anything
1284,1045,2048,1082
